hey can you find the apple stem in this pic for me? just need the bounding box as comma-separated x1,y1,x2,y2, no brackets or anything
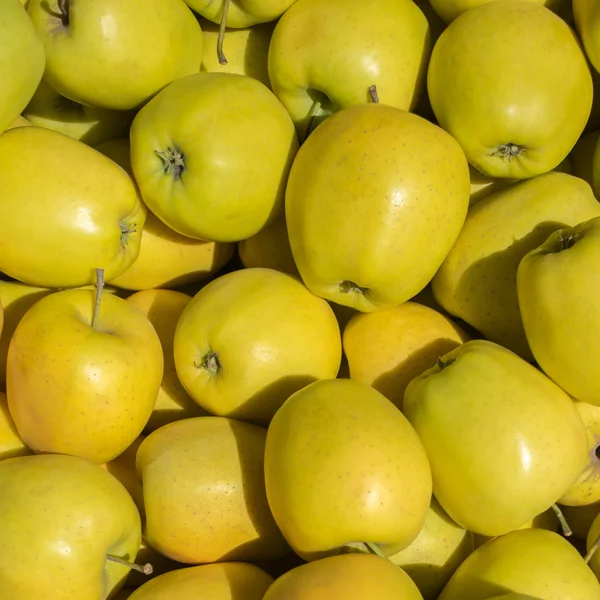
369,85,380,104
302,98,323,144
585,534,600,564
57,0,69,25
106,554,153,575
91,268,105,331
551,503,572,537
363,542,386,559
217,0,232,65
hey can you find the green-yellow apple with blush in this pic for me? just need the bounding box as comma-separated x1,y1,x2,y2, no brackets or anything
264,378,432,561
0,453,144,600
130,72,298,242
428,1,592,179
517,216,600,405
285,103,470,312
7,271,164,464
268,0,431,136
0,0,44,135
403,339,588,537
0,391,31,460
27,0,203,110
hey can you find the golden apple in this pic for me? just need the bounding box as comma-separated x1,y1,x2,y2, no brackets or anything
0,391,31,461
185,0,295,28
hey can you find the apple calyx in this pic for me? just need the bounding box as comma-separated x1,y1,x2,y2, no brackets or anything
339,280,367,296
558,230,582,252
491,143,525,162
551,503,572,537
106,553,153,576
92,268,104,331
369,85,380,104
195,350,221,377
217,0,232,65
155,146,186,181
57,0,70,26
120,222,137,249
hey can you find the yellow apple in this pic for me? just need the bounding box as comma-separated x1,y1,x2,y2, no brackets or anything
27,0,203,110
404,339,588,537
185,0,295,28
7,279,164,464
388,497,475,600
137,416,290,563
130,72,298,242
432,172,600,360
0,0,45,135
429,0,571,23
173,267,341,424
439,529,600,600
263,553,422,600
128,563,274,600
0,391,31,461
344,301,469,411
0,453,143,599
574,0,600,74
517,216,600,405
0,126,145,288
6,115,32,129
428,1,592,179
587,511,600,579
285,103,470,312
96,138,235,291
126,289,208,433
570,129,600,197
264,378,432,561
23,79,134,147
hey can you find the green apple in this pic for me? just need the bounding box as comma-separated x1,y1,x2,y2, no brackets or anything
428,1,592,179
7,272,164,464
404,339,588,537
0,0,45,135
0,453,143,599
27,0,203,110
130,72,298,242
432,172,600,360
137,416,290,564
264,378,432,561
517,216,600,405
570,129,600,197
439,528,600,600
388,497,475,600
23,79,134,146
268,0,431,137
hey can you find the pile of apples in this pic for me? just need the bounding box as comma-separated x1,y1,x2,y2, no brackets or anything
6,0,600,598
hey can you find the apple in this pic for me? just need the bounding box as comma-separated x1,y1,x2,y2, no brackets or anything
129,72,299,243
27,0,203,110
285,102,470,312
268,0,431,137
570,129,600,197
7,270,164,464
0,391,31,461
429,0,571,23
517,216,600,405
0,453,144,599
6,114,32,129
403,339,588,537
0,126,145,288
574,0,600,74
264,378,432,561
0,0,44,135
428,1,592,179
173,267,341,424
23,79,134,147
137,416,290,563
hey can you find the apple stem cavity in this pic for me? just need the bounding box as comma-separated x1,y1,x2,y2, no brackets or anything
339,280,367,295
106,554,153,575
491,143,525,162
155,146,186,181
369,85,380,104
195,350,221,377
217,0,232,65
551,503,572,537
437,355,455,371
57,0,70,26
92,268,105,331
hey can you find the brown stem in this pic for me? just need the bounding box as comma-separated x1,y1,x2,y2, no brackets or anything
106,554,153,575
57,0,69,25
369,85,380,104
92,268,104,331
217,0,232,65
551,503,572,537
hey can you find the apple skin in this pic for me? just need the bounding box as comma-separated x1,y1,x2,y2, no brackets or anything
185,0,296,28
0,391,31,461
0,453,142,600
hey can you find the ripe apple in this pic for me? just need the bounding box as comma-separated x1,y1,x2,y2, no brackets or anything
404,339,588,537
23,79,134,147
432,171,600,360
128,563,274,600
185,0,295,28
7,272,164,463
517,216,600,405
0,453,143,599
137,416,290,563
574,0,600,74
27,0,203,111
586,510,600,578
129,72,299,242
343,301,469,411
268,0,431,136
0,126,145,288
428,1,592,178
173,267,341,424
429,0,571,23
126,289,208,433
264,378,432,561
263,553,422,600
0,391,31,461
0,0,44,135
96,138,235,291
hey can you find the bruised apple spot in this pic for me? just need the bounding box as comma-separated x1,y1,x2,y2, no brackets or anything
155,145,186,180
